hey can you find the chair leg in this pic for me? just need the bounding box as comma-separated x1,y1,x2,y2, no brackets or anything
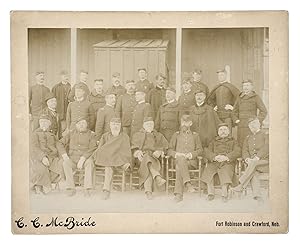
129,172,133,190
122,170,125,192
166,158,169,195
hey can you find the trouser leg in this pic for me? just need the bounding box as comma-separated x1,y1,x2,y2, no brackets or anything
84,158,94,189
63,159,76,189
149,165,161,179
144,176,153,193
103,167,113,191
207,178,215,195
174,157,190,195
251,171,261,198
221,184,229,197
239,160,268,188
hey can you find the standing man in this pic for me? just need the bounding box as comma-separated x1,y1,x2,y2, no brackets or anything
95,89,117,141
93,117,132,200
88,79,106,115
178,79,195,115
115,80,137,136
65,83,95,133
207,68,240,131
57,118,97,197
155,87,180,142
191,69,209,95
231,117,269,203
131,84,153,137
189,89,221,148
52,70,71,137
148,73,167,118
30,114,62,194
109,72,126,98
168,115,203,203
136,68,154,102
201,123,241,202
232,79,268,146
131,117,169,200
42,92,60,137
68,70,90,102
29,71,50,131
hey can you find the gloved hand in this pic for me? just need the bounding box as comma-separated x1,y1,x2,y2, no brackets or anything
42,157,50,167
77,156,86,169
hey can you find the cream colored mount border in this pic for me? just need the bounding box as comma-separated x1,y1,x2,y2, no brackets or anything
11,11,288,234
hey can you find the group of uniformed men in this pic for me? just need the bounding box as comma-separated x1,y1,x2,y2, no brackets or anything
29,67,269,203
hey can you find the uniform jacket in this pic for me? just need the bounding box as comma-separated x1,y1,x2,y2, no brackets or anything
148,86,166,118
110,85,126,98
29,84,50,116
136,79,154,102
66,99,96,131
95,104,117,141
51,81,71,120
88,90,106,114
191,81,209,95
242,130,269,160
115,93,137,127
232,91,267,127
57,129,97,162
207,82,240,119
41,107,60,136
189,103,221,148
68,82,90,102
155,100,180,141
178,90,195,115
131,102,153,137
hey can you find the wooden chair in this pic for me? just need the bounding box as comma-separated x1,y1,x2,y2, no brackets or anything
236,158,270,197
165,156,203,195
93,165,129,192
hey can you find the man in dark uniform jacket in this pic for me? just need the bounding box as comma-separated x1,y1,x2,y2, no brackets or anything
191,69,209,95
155,86,180,142
148,73,167,118
95,89,117,141
232,79,268,146
231,117,269,202
93,117,132,200
51,70,71,135
65,83,95,133
207,68,240,131
42,92,60,137
130,84,153,137
29,71,50,131
201,123,241,202
109,72,126,98
68,70,90,102
57,118,97,197
178,79,195,116
131,117,169,200
115,80,137,136
88,79,106,115
136,68,154,102
189,88,221,148
30,114,62,194
168,115,203,202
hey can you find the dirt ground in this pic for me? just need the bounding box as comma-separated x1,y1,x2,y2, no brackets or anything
30,184,270,213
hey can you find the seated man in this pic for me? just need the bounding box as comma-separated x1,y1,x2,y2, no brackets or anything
57,118,97,197
231,117,269,202
93,117,132,200
168,114,203,203
131,117,169,200
201,123,241,202
30,114,62,194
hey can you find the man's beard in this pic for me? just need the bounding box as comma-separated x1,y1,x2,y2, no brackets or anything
111,129,120,136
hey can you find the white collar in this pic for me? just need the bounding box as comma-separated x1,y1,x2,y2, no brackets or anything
168,99,175,104
138,100,145,104
75,96,84,102
48,107,56,112
184,89,191,94
196,101,205,107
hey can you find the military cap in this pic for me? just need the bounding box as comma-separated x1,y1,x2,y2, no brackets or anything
166,86,176,93
60,70,68,75
242,79,254,84
217,122,229,129
104,88,117,96
247,117,259,124
39,114,51,121
110,117,121,124
75,117,87,124
80,70,88,74
125,80,135,84
112,72,120,77
135,83,147,93
94,78,103,83
44,92,56,102
216,68,226,73
181,114,192,122
182,79,192,85
192,69,202,75
138,68,147,72
155,73,166,80
143,117,154,123
74,83,86,91
35,71,44,75
194,88,207,95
